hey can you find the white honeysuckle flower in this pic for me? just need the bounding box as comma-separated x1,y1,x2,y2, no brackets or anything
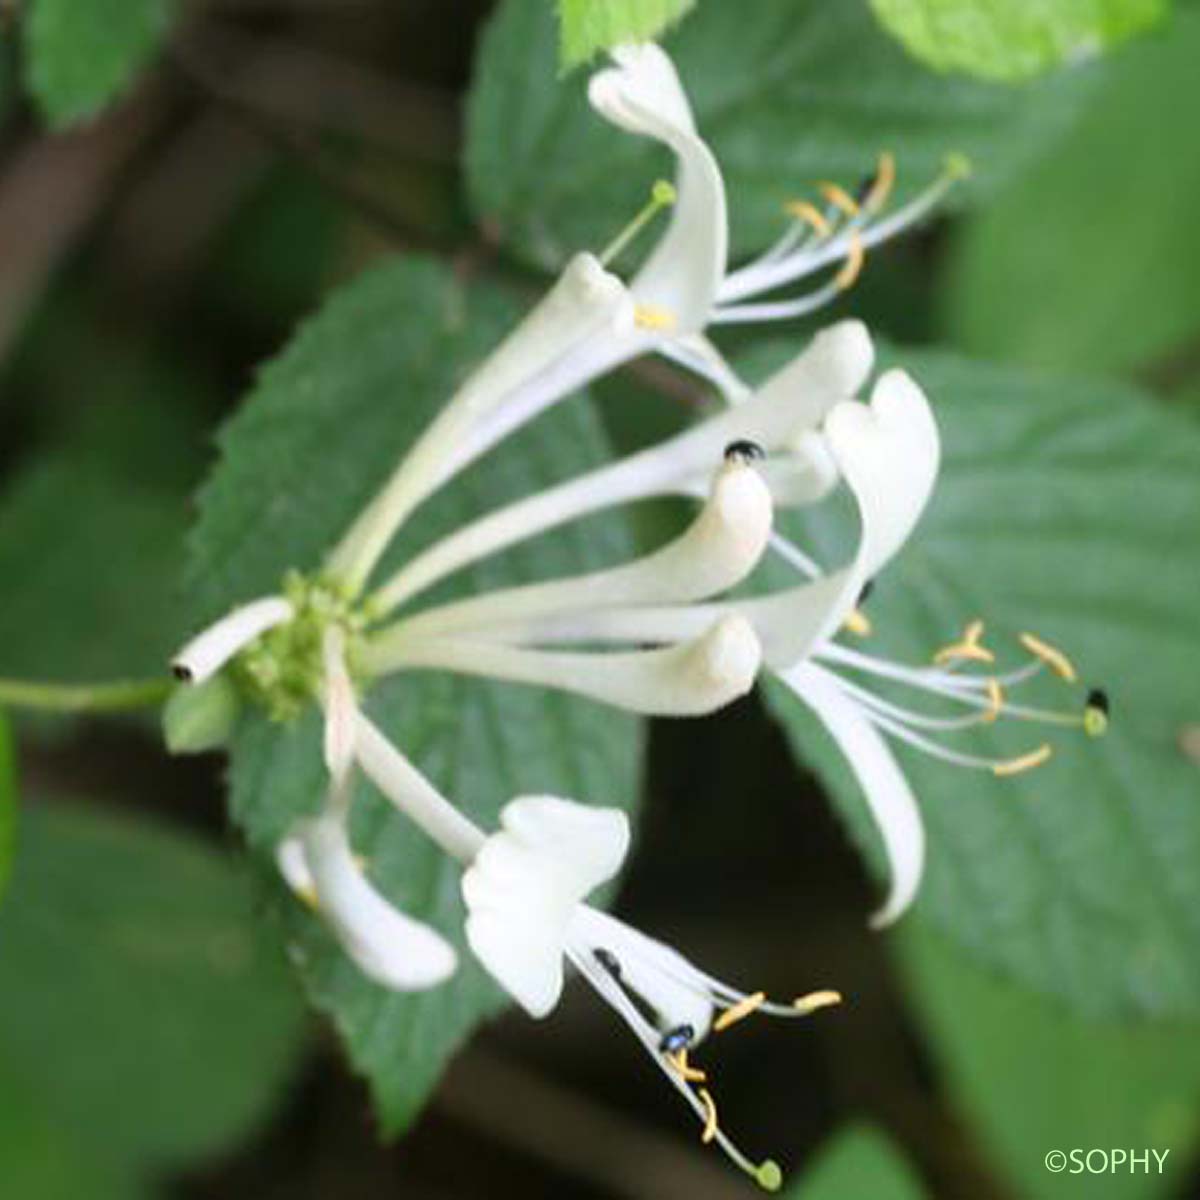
278,810,459,991
275,630,458,990
436,369,1103,927
351,727,840,1192
426,38,965,490
587,44,726,334
368,319,871,617
460,795,842,1191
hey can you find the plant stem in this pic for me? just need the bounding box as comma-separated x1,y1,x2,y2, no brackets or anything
0,677,172,714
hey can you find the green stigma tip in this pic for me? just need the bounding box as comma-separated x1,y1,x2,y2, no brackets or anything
944,152,972,180
652,179,678,206
756,1160,783,1192
1084,708,1109,738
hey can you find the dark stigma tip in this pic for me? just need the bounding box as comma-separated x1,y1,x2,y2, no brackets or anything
724,439,765,463
658,1024,695,1053
593,948,622,980
172,663,193,682
858,578,876,605
1086,687,1110,716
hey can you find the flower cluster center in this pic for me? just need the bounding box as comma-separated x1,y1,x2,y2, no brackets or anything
234,571,371,721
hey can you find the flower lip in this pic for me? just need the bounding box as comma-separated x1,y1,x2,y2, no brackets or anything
462,797,631,1018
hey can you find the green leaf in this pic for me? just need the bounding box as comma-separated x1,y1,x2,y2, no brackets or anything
24,0,176,127
187,256,643,1131
466,0,1096,270
0,454,188,686
558,0,696,69
898,925,1200,1199
764,349,1200,1017
0,800,307,1167
868,0,1168,81
0,716,13,901
0,1059,152,1200
944,7,1200,374
791,1126,929,1200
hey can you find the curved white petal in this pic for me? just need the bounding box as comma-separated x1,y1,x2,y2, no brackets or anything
463,797,630,1017
297,812,458,990
825,368,940,579
366,614,762,718
389,457,772,643
736,366,940,668
569,906,715,1040
589,44,726,331
328,252,633,588
779,661,924,927
488,570,850,675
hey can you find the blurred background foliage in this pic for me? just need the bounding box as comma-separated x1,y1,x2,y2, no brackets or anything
0,1,1198,1197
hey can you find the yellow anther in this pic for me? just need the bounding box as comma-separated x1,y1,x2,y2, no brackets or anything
843,607,872,637
634,304,677,332
835,232,866,290
1019,632,1077,682
983,678,1005,723
818,181,860,217
783,200,831,237
670,1049,707,1084
296,884,319,912
992,743,1053,777
792,988,842,1015
864,151,896,211
714,991,766,1033
698,1087,719,1144
933,619,995,666
1083,705,1109,739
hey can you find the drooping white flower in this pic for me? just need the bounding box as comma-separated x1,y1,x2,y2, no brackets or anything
459,794,841,1191
275,629,458,990
347,729,840,1192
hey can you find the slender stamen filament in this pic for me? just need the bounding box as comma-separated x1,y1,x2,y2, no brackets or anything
571,946,784,1190
599,178,677,267
814,624,1108,771
716,152,970,315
